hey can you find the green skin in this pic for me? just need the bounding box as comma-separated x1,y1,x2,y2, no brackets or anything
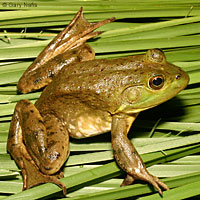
7,8,189,196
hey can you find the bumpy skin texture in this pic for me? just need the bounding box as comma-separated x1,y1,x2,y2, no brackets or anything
7,8,189,196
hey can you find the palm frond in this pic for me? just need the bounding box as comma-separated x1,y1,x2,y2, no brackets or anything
0,0,200,199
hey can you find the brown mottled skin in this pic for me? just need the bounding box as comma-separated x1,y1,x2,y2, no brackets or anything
7,8,189,196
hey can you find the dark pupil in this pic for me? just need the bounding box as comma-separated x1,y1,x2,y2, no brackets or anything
153,77,163,86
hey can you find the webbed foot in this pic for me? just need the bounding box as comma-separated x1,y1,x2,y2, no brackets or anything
22,156,67,196
121,172,169,195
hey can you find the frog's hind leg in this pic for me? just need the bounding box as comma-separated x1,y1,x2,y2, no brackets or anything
7,100,68,195
17,8,115,94
31,7,115,66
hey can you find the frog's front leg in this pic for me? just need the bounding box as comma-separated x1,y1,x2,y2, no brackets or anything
7,100,69,195
111,114,169,195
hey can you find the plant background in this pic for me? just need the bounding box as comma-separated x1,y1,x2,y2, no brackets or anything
0,0,200,199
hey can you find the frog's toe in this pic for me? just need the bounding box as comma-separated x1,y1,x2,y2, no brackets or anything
142,173,169,195
152,175,170,193
121,171,169,195
149,176,164,195
120,174,134,186
55,170,65,179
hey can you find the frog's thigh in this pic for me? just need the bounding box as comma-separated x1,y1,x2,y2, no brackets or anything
39,112,70,174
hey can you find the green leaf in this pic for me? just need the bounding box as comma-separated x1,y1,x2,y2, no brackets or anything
0,1,200,200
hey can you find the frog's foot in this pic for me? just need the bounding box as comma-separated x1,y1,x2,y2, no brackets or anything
58,7,116,52
22,156,66,195
28,7,115,69
8,140,67,195
121,172,169,195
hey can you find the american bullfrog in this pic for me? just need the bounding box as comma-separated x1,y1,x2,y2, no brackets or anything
7,8,189,196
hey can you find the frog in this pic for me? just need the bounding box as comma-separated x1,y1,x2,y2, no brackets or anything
7,8,189,196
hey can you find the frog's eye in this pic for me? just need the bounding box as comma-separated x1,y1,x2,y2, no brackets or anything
145,49,166,64
149,75,164,90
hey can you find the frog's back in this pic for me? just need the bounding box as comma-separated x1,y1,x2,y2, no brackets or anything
36,55,146,114
43,55,145,96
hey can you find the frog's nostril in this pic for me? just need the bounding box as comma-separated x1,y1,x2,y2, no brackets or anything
176,74,181,80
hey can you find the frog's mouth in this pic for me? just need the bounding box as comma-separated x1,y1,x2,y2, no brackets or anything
117,104,158,114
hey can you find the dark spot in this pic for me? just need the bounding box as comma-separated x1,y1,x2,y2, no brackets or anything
135,63,140,67
16,157,22,161
72,50,77,54
33,131,39,137
117,148,123,155
22,101,31,107
30,110,34,113
62,146,64,150
9,133,15,138
44,166,52,171
38,119,43,123
128,76,132,81
47,140,57,148
40,129,44,133
38,148,45,155
46,124,53,129
47,131,55,136
33,77,43,85
56,152,60,158
48,70,54,78
131,151,136,156
77,56,81,62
